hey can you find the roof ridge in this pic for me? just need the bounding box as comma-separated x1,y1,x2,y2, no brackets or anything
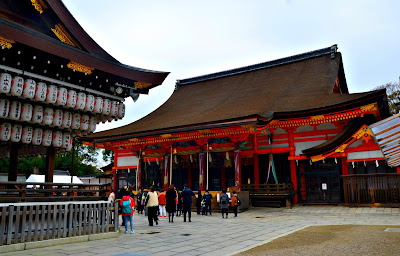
176,44,338,87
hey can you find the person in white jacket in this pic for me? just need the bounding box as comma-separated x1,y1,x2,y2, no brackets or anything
146,186,159,226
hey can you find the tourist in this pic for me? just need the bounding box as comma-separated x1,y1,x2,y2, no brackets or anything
166,185,177,222
220,189,229,219
120,193,136,234
202,190,212,215
231,191,239,218
177,190,183,217
145,186,159,226
118,188,126,226
181,184,195,222
196,190,202,215
136,188,144,214
158,189,167,218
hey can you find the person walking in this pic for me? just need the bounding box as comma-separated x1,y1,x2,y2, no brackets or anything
118,188,126,226
166,185,177,222
158,190,167,219
231,191,239,218
181,184,195,222
120,193,136,234
196,190,202,215
136,188,144,214
220,189,230,219
146,186,159,226
177,190,183,217
202,190,213,216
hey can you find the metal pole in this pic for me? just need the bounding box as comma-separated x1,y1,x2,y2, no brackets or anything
71,141,75,184
206,143,209,190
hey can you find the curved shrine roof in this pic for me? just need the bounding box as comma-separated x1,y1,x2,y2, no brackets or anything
87,46,386,140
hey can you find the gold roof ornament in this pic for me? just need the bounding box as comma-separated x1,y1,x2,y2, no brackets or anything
51,24,80,48
134,81,152,89
0,36,15,49
31,0,47,14
67,61,94,75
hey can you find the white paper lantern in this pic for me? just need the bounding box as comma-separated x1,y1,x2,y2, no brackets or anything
71,113,81,130
42,129,52,146
0,99,9,118
118,103,125,119
62,133,72,149
99,115,108,123
0,123,11,141
21,126,33,144
75,92,86,110
84,94,95,112
110,101,118,117
62,111,72,128
0,73,12,93
35,82,47,102
52,130,63,147
22,79,36,99
65,139,73,151
80,114,89,131
56,87,67,106
10,124,22,142
52,109,63,127
93,97,103,113
88,116,97,132
10,76,23,96
20,103,33,121
9,101,21,120
31,105,44,123
32,128,43,145
66,90,77,108
46,85,57,104
102,99,111,115
43,107,54,125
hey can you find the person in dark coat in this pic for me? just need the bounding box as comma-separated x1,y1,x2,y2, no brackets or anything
181,184,195,222
136,188,144,214
196,190,202,215
202,190,213,216
177,190,183,216
118,188,126,226
165,185,177,222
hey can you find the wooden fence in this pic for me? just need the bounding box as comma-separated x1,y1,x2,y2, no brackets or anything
0,181,109,203
242,183,296,208
0,201,119,245
343,173,400,206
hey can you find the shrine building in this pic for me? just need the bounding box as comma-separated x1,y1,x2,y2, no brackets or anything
0,0,168,186
84,45,394,205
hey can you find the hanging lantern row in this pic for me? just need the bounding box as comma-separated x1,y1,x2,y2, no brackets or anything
0,73,125,121
0,123,72,151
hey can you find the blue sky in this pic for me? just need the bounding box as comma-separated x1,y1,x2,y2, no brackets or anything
62,0,400,165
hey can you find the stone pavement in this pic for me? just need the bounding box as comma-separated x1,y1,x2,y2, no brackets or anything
3,206,400,256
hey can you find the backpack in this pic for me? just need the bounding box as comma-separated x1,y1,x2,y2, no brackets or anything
237,198,241,206
122,199,132,214
220,194,228,204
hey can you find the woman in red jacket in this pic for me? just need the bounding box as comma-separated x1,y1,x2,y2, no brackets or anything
120,194,136,234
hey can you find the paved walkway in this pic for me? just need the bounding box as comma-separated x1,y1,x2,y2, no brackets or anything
4,206,400,256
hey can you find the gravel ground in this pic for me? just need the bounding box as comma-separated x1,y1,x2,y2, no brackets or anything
236,225,400,256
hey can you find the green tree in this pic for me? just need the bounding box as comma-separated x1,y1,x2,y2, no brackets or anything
102,149,114,164
375,82,400,115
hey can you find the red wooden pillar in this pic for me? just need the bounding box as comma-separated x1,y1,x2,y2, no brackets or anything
163,156,170,190
199,153,206,191
234,150,241,189
113,150,118,191
221,166,226,190
253,134,260,185
288,129,298,204
137,158,142,189
45,146,55,183
397,167,400,174
342,157,349,175
187,157,192,189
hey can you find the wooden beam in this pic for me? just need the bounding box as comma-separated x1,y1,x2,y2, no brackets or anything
8,143,19,182
45,146,55,183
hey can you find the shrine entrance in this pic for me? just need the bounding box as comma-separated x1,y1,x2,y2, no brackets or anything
297,158,341,203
